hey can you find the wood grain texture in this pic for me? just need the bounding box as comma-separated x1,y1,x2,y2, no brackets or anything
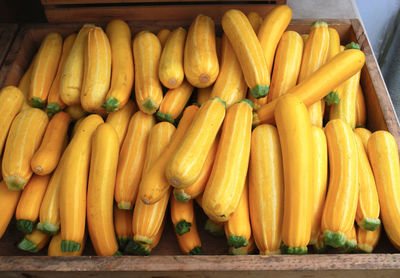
0,24,18,86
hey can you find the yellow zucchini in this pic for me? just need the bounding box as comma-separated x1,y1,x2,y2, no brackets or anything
173,138,218,203
133,31,163,114
171,197,194,236
48,232,85,256
0,180,21,239
184,14,219,88
224,181,251,248
210,35,247,108
339,224,357,253
114,206,132,250
66,104,87,121
176,216,203,255
115,111,155,210
156,80,194,124
254,49,365,125
229,235,256,255
125,219,165,255
159,27,186,89
106,100,137,147
357,225,381,253
354,127,372,150
15,174,51,234
275,94,313,254
249,124,283,255
309,126,328,246
0,86,24,153
322,119,359,248
247,11,263,33
327,27,340,61
157,28,171,48
47,33,77,116
2,108,49,190
87,123,120,256
139,105,198,204
268,31,303,102
367,131,400,250
166,97,225,189
17,228,50,253
197,87,212,105
354,133,380,231
29,32,62,108
60,24,95,106
222,9,269,98
356,84,367,128
60,114,104,252
31,111,71,175
202,100,252,222
258,5,292,73
18,59,34,111
81,27,111,113
103,19,134,112
301,34,309,45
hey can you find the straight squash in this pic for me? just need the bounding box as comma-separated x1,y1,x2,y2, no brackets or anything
268,31,303,102
249,124,283,255
0,180,21,239
60,114,104,252
176,216,203,255
139,105,198,204
156,80,194,124
339,224,357,253
60,24,95,106
354,127,372,150
367,131,400,250
106,100,137,147
275,94,313,254
247,12,263,33
197,87,212,105
18,59,34,111
258,5,292,73
327,27,341,61
0,86,24,153
134,31,163,114
166,97,225,189
31,111,71,175
125,219,165,255
202,100,252,222
16,175,50,234
171,197,194,236
222,9,269,98
81,27,111,113
29,32,62,108
357,225,381,253
18,228,50,253
229,235,256,255
354,133,380,231
48,232,85,256
103,19,134,112
114,206,132,250
87,123,120,256
356,84,367,128
184,15,219,88
254,49,365,125
157,29,170,48
46,33,76,116
210,35,247,108
159,27,186,89
322,119,359,248
2,108,48,190
115,111,155,210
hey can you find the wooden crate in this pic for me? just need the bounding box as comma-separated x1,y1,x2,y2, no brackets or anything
0,24,18,86
0,12,399,278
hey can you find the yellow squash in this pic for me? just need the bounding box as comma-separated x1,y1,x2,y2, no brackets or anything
171,196,194,236
309,126,328,246
48,232,85,256
184,14,219,88
197,87,212,105
157,28,170,48
46,33,76,115
81,27,111,113
301,34,309,45
0,180,21,239
125,219,165,255
60,114,104,252
249,124,283,254
298,21,329,127
15,174,50,234
222,9,269,98
133,31,163,114
229,235,256,255
322,119,359,248
357,225,381,253
327,27,340,61
258,5,292,73
103,19,134,112
224,181,251,248
17,228,50,253
176,216,203,255
139,105,198,204
268,31,303,102
87,123,120,256
18,59,34,110
210,35,247,108
166,97,225,189
354,133,380,231
354,127,372,150
114,206,132,250
29,32,62,108
115,111,155,209
31,111,71,175
0,86,24,153
367,131,400,250
339,224,357,253
275,94,313,254
202,100,252,222
106,100,137,147
247,11,263,33
2,108,48,190
159,27,186,89
356,84,367,128
66,104,87,121
156,80,194,124
254,49,365,125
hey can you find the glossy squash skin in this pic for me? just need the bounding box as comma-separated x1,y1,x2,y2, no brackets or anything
247,12,263,33
48,232,85,256
18,60,35,111
357,225,381,253
196,87,212,106
176,216,203,255
157,29,171,48
354,127,372,150
17,228,50,253
106,100,137,147
113,206,132,250
0,180,21,239
171,197,194,236
356,84,367,128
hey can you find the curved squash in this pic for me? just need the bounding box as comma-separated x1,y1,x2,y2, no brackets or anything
0,180,21,239
354,127,371,150
357,225,381,253
106,100,137,147
171,197,194,236
176,216,203,255
157,29,170,48
356,84,367,128
247,12,263,33
114,206,132,250
17,228,50,253
18,59,35,111
48,232,85,256
327,27,340,61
